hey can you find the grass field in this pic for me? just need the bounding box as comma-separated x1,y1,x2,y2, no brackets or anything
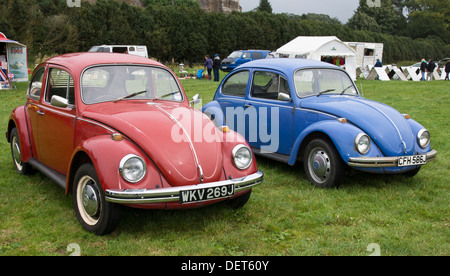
0,78,448,256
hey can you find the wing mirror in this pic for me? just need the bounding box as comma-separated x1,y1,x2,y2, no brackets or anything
278,92,292,102
190,94,202,109
51,95,69,108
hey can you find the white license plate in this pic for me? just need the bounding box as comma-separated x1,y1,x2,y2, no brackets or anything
179,184,235,204
398,155,426,167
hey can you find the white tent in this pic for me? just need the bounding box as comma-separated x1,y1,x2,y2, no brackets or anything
276,36,357,80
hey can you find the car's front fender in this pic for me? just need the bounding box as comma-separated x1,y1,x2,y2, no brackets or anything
67,135,163,195
288,119,380,165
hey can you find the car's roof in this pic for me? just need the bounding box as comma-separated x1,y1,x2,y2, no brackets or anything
43,52,163,74
236,58,339,73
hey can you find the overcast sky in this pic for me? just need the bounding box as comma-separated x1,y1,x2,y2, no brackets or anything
240,0,360,23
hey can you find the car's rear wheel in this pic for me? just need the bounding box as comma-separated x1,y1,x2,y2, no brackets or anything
73,163,121,235
303,138,344,188
9,128,33,175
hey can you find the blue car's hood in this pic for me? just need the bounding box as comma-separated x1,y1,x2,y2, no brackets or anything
300,96,415,156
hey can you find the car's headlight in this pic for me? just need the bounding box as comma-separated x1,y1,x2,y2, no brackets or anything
119,154,146,183
417,129,430,149
355,133,371,155
232,145,252,170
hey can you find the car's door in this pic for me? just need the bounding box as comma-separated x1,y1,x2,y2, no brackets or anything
26,66,46,158
217,69,250,134
245,70,294,155
35,67,76,174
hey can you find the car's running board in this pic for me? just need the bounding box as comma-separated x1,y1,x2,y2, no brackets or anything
251,147,290,163
28,158,66,189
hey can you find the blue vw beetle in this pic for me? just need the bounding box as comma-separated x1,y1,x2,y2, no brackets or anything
202,59,437,188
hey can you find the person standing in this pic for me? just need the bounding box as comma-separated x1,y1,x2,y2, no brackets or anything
212,54,221,82
204,55,212,80
420,59,427,81
374,59,382,67
426,59,436,81
445,60,450,80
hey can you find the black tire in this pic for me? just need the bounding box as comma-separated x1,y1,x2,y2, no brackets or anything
9,128,33,175
73,163,121,235
303,138,344,188
403,167,421,178
227,189,252,209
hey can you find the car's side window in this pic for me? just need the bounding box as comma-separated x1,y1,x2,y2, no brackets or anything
222,71,249,97
28,67,45,100
252,52,263,59
251,71,290,101
45,68,75,105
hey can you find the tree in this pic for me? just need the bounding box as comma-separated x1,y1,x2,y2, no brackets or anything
257,0,272,13
142,0,199,7
346,10,381,32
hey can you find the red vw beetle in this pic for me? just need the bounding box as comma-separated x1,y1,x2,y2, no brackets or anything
6,53,263,235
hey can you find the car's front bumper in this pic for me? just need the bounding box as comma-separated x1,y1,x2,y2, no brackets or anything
105,171,263,204
348,149,437,168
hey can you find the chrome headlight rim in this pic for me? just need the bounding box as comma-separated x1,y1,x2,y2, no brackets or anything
232,144,253,170
355,133,371,155
119,154,147,183
417,129,430,149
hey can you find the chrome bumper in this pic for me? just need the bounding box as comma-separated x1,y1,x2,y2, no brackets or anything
105,171,263,204
348,149,437,168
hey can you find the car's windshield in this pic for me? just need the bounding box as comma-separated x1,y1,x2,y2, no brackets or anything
227,51,243,59
82,65,183,104
294,68,358,98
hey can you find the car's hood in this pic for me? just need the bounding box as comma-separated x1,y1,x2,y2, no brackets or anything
83,102,223,186
300,96,415,156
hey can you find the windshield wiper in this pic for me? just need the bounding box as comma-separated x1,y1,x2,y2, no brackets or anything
340,85,354,95
317,89,335,97
153,91,180,100
114,90,147,103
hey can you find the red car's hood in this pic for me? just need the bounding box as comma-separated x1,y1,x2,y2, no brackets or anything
82,101,223,186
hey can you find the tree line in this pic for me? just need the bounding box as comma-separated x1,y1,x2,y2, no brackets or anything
0,0,448,64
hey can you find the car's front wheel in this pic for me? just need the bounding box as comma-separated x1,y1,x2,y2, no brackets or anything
303,138,344,188
73,163,121,235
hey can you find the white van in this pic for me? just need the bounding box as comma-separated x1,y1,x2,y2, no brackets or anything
88,45,148,58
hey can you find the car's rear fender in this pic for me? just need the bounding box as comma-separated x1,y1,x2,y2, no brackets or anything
202,101,225,127
6,106,33,163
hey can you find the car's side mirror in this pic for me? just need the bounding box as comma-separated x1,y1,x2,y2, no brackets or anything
190,94,201,109
51,95,69,108
278,92,292,102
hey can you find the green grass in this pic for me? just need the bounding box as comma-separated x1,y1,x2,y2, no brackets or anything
0,79,448,256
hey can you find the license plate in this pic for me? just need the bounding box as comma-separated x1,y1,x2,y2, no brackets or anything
179,184,235,204
398,155,426,167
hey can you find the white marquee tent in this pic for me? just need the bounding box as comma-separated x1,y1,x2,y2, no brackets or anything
276,36,357,80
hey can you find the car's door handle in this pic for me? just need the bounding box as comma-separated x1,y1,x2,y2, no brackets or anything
244,103,253,108
37,110,45,116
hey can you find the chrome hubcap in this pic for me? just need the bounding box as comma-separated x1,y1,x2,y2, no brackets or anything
308,147,331,184
82,184,99,217
12,136,23,170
